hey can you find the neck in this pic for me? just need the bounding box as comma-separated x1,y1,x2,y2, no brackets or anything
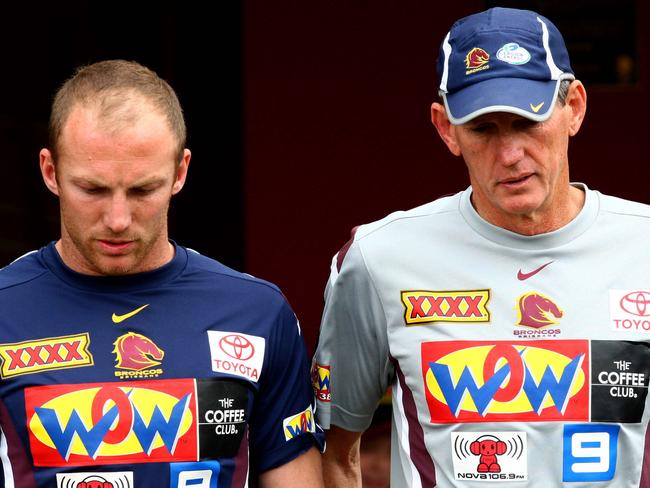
472,185,586,236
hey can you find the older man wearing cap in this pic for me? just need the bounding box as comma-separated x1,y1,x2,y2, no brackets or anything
313,7,650,488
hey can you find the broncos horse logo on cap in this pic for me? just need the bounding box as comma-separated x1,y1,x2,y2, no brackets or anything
113,332,164,371
465,48,490,69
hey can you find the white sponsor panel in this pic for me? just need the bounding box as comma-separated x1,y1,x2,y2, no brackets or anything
56,472,133,488
207,331,266,382
451,432,527,482
609,290,650,333
496,43,531,65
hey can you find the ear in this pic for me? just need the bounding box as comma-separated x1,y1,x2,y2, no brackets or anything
431,102,462,156
496,441,507,455
565,80,587,137
470,441,480,455
39,149,60,196
172,148,191,195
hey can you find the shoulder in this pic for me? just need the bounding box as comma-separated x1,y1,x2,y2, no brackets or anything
354,192,462,242
596,191,650,219
334,191,463,272
0,248,48,292
181,246,288,307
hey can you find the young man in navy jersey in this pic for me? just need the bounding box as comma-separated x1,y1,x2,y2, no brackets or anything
0,59,323,487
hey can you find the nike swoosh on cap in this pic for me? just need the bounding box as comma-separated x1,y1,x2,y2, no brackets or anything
112,304,149,323
530,102,545,113
517,261,553,280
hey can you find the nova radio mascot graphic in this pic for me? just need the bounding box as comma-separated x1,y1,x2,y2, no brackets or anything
470,435,507,473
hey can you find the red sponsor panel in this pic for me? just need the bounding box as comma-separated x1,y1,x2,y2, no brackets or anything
421,340,589,423
25,379,198,466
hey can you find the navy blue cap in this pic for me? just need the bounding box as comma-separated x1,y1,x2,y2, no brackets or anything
437,7,574,124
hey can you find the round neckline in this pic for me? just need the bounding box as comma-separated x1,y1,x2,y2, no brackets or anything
41,240,188,292
458,183,599,250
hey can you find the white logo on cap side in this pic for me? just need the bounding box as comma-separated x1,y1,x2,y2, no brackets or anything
496,43,531,65
537,16,562,79
440,32,452,93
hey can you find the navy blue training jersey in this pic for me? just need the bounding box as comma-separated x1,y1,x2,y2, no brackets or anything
0,242,324,487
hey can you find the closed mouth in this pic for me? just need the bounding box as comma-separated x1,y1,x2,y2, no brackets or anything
500,173,533,186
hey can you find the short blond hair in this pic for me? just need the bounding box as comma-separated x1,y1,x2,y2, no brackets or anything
49,59,186,162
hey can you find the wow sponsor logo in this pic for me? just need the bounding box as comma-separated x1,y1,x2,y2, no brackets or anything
283,405,316,441
591,340,650,423
563,424,619,482
25,379,197,466
113,332,164,379
401,290,490,325
610,290,650,333
452,432,527,482
56,471,133,488
421,341,589,423
311,363,331,402
0,333,93,378
208,331,265,382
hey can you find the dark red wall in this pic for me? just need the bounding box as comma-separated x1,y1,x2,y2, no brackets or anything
245,3,649,352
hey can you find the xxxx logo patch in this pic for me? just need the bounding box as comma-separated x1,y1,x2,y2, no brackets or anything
0,333,93,378
401,290,490,325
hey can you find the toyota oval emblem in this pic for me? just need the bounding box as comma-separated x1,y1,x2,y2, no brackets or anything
219,334,255,360
620,291,650,316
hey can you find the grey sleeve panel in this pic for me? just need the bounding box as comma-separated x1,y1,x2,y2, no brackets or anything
315,241,393,432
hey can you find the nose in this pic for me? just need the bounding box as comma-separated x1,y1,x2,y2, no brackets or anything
103,192,132,233
493,131,524,167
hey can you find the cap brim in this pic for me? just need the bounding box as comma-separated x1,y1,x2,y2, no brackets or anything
442,77,568,125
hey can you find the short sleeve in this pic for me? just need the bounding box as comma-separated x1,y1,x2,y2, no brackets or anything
248,299,325,473
314,239,394,432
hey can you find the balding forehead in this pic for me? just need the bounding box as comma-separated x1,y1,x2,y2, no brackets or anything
58,103,179,163
64,96,178,145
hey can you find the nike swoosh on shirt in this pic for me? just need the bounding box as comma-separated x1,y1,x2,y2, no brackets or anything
517,261,553,281
112,304,149,323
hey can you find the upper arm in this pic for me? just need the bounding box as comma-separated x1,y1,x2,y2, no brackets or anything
314,243,393,432
259,446,323,488
249,298,324,472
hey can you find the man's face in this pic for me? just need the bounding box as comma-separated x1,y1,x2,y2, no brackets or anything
40,102,190,276
453,105,572,226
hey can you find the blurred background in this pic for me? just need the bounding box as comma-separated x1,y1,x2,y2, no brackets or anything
2,2,645,485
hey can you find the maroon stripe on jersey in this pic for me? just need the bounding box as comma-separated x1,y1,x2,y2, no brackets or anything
231,425,250,487
336,226,359,272
640,421,650,486
0,399,36,487
391,356,436,486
